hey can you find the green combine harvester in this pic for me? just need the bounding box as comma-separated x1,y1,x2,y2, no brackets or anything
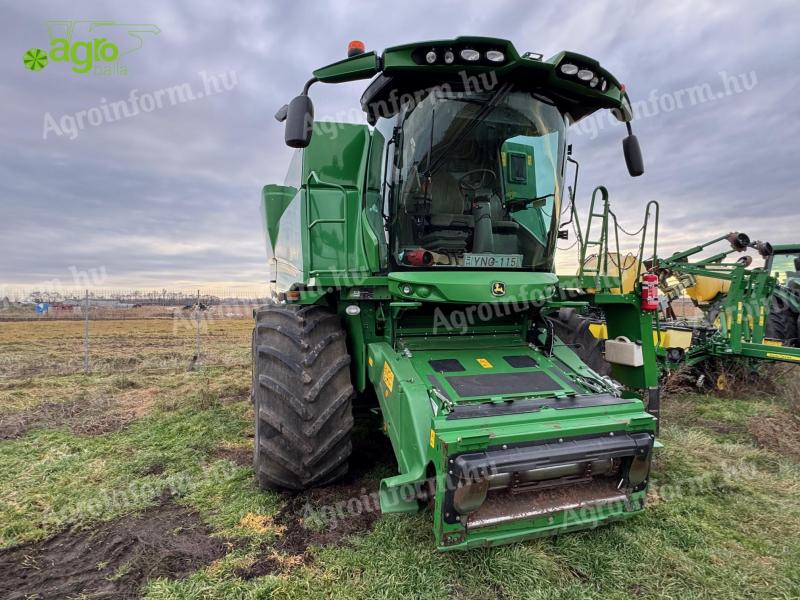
253,37,662,550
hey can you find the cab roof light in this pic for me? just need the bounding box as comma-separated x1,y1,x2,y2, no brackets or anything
347,40,366,57
485,50,505,62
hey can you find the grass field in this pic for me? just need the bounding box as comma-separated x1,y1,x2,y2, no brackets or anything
2,319,800,599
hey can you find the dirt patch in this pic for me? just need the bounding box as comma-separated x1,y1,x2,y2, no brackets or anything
748,415,800,460
238,410,391,579
141,462,166,476
236,475,384,579
0,388,158,440
277,477,382,554
234,553,284,579
212,444,251,467
0,501,227,600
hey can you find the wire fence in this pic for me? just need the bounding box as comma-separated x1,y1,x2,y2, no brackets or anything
0,288,268,378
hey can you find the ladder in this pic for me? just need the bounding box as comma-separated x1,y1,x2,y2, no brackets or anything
578,186,617,291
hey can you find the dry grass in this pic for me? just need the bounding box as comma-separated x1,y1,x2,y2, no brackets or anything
0,318,252,378
2,319,800,599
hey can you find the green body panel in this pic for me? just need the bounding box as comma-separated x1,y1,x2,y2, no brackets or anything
365,335,656,549
263,122,383,290
261,38,661,550
596,293,660,389
313,51,380,83
388,271,558,304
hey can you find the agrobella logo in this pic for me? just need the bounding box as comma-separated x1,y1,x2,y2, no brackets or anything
23,48,48,71
23,20,160,76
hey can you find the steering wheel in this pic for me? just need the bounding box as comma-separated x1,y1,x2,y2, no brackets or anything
458,169,496,192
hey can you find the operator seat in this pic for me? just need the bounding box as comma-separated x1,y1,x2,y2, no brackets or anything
419,172,473,251
471,193,519,254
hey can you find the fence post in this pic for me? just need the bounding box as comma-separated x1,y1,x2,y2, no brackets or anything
195,289,202,367
83,289,90,373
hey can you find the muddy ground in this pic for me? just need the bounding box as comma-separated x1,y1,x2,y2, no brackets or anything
0,499,228,600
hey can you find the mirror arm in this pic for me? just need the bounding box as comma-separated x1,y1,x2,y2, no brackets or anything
275,78,318,123
302,77,318,95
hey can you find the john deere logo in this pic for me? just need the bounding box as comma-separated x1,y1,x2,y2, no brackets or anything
491,281,506,296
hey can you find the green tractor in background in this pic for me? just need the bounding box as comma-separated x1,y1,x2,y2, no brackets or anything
764,244,800,346
253,37,661,550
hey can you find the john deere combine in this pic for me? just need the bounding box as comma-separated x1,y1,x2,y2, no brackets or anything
254,37,660,550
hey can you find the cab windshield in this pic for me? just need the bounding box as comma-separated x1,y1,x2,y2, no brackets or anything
390,88,566,270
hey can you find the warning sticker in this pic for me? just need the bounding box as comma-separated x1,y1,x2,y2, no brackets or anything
382,362,395,392
429,429,436,448
476,358,493,369
766,352,800,362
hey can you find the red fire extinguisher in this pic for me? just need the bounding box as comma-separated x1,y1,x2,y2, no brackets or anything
641,273,659,311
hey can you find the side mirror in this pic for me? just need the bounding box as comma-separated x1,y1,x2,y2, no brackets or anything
284,95,314,148
622,132,644,177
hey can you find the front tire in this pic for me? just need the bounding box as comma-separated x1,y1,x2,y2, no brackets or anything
252,304,354,491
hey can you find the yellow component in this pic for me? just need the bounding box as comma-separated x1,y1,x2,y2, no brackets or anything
382,362,394,392
736,302,743,325
766,352,800,362
589,322,608,339
758,306,765,327
581,253,641,294
590,319,692,350
476,358,493,369
763,339,784,347
655,328,693,349
716,372,728,392
368,356,374,367
685,276,731,302
429,430,436,448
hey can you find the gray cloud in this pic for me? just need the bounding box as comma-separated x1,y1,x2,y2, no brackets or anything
1,0,798,288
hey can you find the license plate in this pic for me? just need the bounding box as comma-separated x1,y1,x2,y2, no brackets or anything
463,253,523,268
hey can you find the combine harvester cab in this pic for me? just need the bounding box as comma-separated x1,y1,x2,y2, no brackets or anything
256,38,661,550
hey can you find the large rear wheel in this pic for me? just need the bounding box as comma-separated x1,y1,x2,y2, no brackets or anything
765,297,799,347
252,304,354,491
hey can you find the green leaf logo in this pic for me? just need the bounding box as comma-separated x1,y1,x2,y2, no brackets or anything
23,48,48,71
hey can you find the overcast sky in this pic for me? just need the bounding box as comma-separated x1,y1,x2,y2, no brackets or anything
2,0,798,291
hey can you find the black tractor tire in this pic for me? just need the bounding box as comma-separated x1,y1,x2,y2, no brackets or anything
252,303,354,491
547,308,612,377
765,297,799,347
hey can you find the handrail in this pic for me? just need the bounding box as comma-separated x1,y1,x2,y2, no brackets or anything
578,186,660,295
